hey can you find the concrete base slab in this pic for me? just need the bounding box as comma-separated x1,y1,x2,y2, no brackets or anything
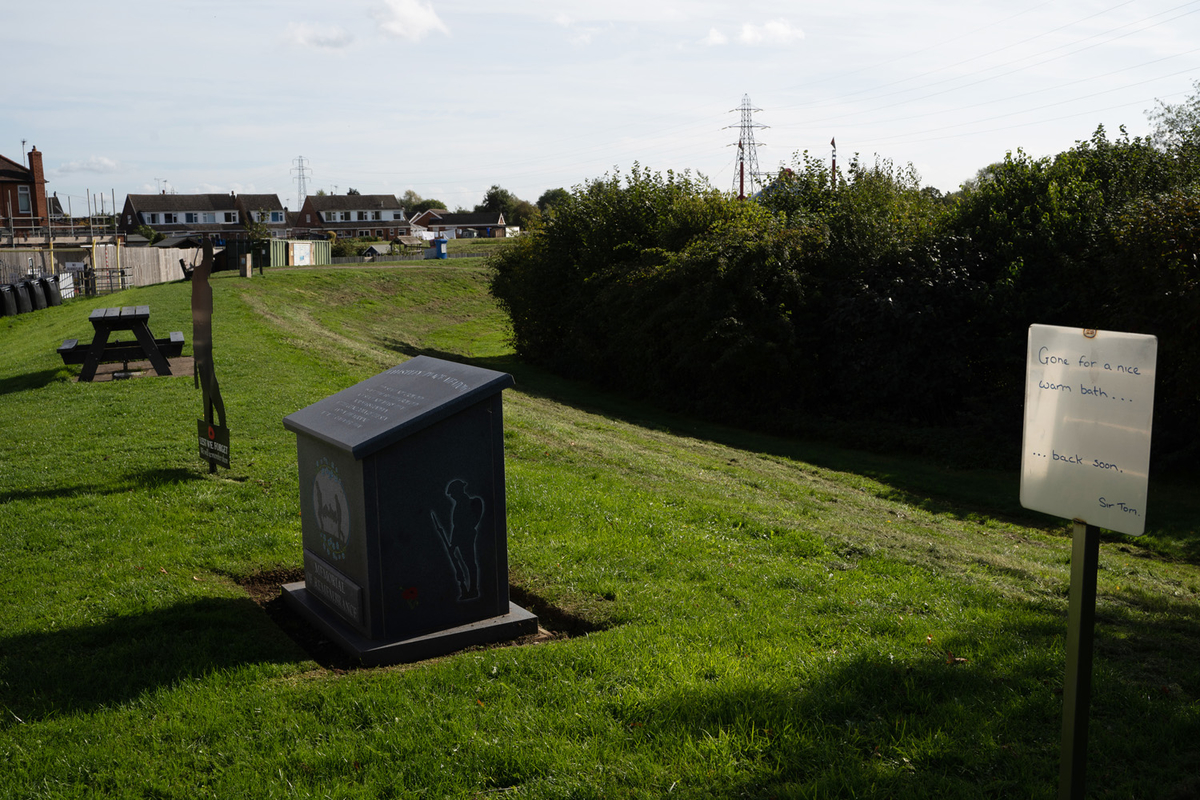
282,581,539,667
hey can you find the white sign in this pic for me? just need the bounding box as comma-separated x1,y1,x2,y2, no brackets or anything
1020,325,1157,535
292,242,312,266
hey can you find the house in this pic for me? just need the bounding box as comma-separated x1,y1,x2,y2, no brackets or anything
407,209,506,239
0,146,49,240
119,192,289,243
236,194,289,235
293,194,412,240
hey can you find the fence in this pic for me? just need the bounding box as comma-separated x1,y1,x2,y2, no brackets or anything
1,244,192,295
327,251,476,265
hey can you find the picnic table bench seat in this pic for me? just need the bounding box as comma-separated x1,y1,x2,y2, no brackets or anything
58,330,184,364
57,305,185,381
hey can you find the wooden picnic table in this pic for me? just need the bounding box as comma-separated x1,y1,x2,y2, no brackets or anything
58,305,184,382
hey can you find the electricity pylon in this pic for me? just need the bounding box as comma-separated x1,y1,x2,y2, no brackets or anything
726,95,768,199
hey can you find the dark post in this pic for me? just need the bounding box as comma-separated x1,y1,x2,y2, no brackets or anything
1059,521,1100,800
192,240,227,472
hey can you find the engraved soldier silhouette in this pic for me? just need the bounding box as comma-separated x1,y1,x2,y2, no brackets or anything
429,479,484,601
192,239,226,432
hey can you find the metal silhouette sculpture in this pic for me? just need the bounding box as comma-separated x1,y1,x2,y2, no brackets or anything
430,479,484,601
192,240,226,470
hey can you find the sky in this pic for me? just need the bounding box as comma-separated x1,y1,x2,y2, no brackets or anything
6,0,1200,215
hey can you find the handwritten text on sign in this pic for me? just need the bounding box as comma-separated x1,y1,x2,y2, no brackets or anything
1020,325,1157,536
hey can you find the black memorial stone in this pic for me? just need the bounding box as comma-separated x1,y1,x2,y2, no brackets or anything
281,355,537,665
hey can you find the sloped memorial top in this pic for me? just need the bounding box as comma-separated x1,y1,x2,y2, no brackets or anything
282,355,515,459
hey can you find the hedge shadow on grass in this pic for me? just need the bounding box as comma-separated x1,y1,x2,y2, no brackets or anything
632,609,1200,800
455,352,1200,565
0,595,303,726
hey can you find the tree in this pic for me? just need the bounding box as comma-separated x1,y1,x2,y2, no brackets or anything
410,198,447,213
1148,79,1200,150
475,185,540,228
475,185,517,215
244,209,272,246
135,224,164,244
536,187,570,213
1147,80,1200,182
346,187,361,195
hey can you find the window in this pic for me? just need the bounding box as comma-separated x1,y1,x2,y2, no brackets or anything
163,212,178,223
271,211,284,223
224,212,236,223
339,211,350,222
372,211,381,221
202,213,216,224
306,214,311,223
147,213,159,224
359,230,371,237
357,211,367,221
393,212,404,220
17,186,30,213
185,212,199,224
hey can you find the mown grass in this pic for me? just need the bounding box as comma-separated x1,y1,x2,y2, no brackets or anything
0,265,1197,799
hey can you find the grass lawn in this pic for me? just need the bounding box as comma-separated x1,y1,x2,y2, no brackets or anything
0,262,1197,799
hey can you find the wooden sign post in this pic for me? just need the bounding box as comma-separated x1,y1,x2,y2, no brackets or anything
192,240,229,472
1020,324,1157,799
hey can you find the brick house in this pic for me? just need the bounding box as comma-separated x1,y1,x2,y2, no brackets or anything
119,192,289,243
293,194,413,240
0,146,49,240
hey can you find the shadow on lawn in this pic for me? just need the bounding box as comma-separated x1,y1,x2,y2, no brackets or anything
0,595,302,726
635,613,1200,800
0,466,203,504
0,367,67,395
440,352,1200,565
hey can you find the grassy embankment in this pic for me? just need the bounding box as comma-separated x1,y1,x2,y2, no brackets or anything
0,259,1197,799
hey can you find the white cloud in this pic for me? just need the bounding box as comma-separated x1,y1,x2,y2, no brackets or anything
372,0,449,41
738,19,804,46
55,156,121,175
285,22,354,50
701,28,727,46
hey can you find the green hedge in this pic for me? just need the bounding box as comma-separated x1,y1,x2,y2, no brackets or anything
489,134,1199,469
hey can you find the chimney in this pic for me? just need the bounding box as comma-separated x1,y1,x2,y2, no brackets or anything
27,146,48,223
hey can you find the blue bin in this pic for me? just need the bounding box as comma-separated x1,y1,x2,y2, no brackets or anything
433,238,448,259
